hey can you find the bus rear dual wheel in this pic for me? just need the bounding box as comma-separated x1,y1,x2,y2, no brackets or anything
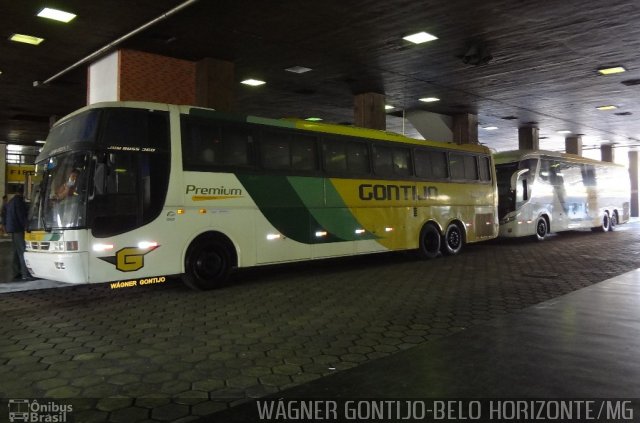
592,212,613,232
418,223,463,259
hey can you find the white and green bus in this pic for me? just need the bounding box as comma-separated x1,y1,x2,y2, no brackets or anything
25,101,498,290
495,150,630,240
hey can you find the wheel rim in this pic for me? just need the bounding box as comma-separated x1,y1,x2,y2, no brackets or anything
447,226,461,250
193,248,225,281
536,219,546,238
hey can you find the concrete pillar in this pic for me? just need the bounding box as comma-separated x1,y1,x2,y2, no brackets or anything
354,92,386,130
518,127,539,150
196,58,235,111
88,49,196,105
629,151,639,218
601,144,615,162
452,113,478,144
565,136,582,156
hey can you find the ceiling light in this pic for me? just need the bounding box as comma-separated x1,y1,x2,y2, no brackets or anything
596,105,617,111
285,66,312,74
482,126,499,130
10,33,44,45
419,97,440,103
35,140,46,144
403,31,438,44
37,7,76,23
305,117,323,121
385,105,394,110
240,79,265,86
557,130,572,134
597,66,626,75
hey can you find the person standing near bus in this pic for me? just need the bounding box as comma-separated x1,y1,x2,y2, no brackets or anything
0,194,7,236
5,187,33,281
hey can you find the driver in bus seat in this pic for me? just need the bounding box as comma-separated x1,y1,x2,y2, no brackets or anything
56,168,80,200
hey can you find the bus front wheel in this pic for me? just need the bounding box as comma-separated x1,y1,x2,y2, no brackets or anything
418,223,441,259
442,223,464,255
183,236,232,290
535,217,548,241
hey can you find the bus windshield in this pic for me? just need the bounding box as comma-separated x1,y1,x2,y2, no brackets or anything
28,152,91,231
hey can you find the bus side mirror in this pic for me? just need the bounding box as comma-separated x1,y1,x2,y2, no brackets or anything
510,168,530,191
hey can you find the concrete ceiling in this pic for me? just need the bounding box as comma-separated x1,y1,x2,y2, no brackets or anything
2,0,640,155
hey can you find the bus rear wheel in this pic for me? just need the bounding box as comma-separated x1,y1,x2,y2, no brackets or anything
609,212,617,231
417,223,441,259
535,217,548,241
592,213,610,232
183,236,232,290
442,223,464,255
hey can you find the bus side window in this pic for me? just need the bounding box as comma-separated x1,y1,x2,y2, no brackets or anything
478,156,491,181
463,155,478,180
393,148,412,177
415,150,447,179
261,131,290,169
221,125,250,166
373,145,393,176
322,140,347,173
291,135,317,171
346,141,370,175
449,153,465,180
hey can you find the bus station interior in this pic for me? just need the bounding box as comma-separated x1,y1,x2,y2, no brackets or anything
3,1,640,421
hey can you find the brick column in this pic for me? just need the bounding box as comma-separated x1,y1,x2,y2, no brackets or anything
565,136,582,156
601,144,615,162
88,49,196,105
452,113,478,144
518,127,539,150
354,92,386,130
196,58,235,111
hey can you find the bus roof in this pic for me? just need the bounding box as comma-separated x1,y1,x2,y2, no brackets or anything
52,101,492,155
185,105,492,154
494,149,624,167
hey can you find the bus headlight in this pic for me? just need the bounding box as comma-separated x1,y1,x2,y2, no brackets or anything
501,215,516,224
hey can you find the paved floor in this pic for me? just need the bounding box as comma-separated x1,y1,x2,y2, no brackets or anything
1,223,640,422
207,267,640,422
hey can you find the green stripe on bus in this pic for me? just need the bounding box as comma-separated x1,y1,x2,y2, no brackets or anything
236,174,346,244
288,177,377,241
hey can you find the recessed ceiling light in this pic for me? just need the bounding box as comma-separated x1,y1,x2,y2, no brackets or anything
240,79,266,86
305,117,323,122
385,105,394,110
35,140,46,144
419,97,440,103
597,66,626,75
37,7,76,23
403,31,438,44
482,126,499,130
285,66,312,74
557,130,572,134
596,105,618,111
10,33,44,45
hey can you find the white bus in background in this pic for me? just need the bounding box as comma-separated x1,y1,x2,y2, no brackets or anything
494,150,630,240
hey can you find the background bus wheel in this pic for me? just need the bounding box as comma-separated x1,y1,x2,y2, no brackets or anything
609,212,617,231
442,223,464,255
417,224,441,259
535,217,548,241
592,213,610,232
183,236,232,290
